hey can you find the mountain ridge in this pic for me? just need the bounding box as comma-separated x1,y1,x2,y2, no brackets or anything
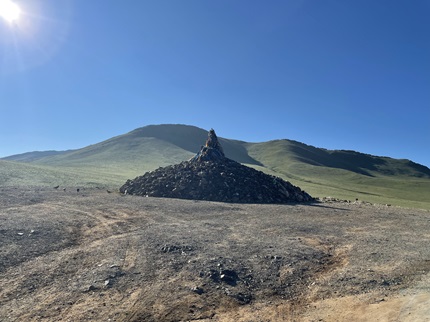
4,124,428,175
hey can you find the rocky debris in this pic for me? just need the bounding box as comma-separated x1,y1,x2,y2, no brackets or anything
82,265,126,293
318,196,391,208
3,187,428,321
219,269,239,286
161,244,194,254
207,268,240,286
191,286,204,295
84,285,98,292
120,129,313,204
318,196,351,203
234,292,252,305
154,238,337,307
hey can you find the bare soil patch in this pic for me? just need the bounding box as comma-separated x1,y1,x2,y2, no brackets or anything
1,187,430,321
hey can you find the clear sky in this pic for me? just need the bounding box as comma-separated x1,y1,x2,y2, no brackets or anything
1,0,429,167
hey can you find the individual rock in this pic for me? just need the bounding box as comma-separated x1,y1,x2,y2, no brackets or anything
191,286,204,295
104,279,112,287
220,269,239,286
234,292,252,305
85,285,98,292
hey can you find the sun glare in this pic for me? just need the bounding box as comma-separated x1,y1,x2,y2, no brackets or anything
0,0,21,23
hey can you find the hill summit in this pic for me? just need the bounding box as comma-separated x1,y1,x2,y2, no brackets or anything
120,129,313,203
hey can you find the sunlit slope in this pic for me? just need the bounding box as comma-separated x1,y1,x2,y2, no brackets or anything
31,136,194,180
0,160,120,187
2,150,70,162
1,130,197,187
2,125,259,188
246,140,430,208
126,124,261,165
27,124,260,176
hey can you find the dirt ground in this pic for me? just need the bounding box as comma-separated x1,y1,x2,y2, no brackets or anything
1,186,430,321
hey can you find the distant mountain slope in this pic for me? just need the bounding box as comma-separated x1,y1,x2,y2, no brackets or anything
27,135,195,179
246,139,430,178
246,139,430,209
127,124,261,165
7,124,261,170
3,150,71,162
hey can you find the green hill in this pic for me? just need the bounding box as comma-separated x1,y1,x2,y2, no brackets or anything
2,124,430,209
0,160,118,187
245,140,430,209
123,124,261,165
2,150,71,162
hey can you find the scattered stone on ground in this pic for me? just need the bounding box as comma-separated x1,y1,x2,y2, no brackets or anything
2,187,430,321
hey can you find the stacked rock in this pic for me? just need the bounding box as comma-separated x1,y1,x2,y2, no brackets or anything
120,129,313,204
190,128,225,162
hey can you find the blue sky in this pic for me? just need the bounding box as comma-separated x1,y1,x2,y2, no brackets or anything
1,0,429,167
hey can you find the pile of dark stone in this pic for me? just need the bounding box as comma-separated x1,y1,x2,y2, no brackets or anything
120,129,313,204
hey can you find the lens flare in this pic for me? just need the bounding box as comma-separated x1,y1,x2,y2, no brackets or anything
0,0,21,23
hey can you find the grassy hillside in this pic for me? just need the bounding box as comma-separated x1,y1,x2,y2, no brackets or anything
246,140,430,209
246,139,430,178
2,150,71,162
2,124,430,209
127,124,261,165
0,160,120,188
31,138,194,184
10,124,260,168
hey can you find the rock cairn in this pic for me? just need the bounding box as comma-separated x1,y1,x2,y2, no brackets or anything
120,129,313,203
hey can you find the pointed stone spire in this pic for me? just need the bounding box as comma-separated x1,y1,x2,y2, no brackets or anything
120,127,314,203
191,129,225,162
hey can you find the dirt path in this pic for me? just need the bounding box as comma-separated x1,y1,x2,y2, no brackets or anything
1,187,430,321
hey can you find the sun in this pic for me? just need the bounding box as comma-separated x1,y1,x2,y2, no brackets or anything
0,0,21,23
